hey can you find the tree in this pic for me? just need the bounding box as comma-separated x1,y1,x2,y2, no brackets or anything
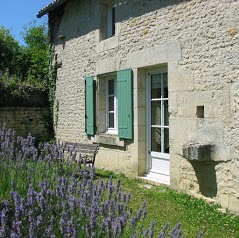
21,21,49,87
0,22,49,88
0,27,22,76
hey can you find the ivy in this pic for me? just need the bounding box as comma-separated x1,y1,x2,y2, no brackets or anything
47,46,58,130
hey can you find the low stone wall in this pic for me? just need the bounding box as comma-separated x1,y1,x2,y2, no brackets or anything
0,107,52,141
0,88,52,141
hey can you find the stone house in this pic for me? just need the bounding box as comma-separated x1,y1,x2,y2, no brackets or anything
38,0,239,213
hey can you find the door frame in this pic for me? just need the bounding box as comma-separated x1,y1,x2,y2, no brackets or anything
146,68,170,175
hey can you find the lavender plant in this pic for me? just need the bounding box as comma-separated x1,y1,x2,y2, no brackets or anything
0,124,203,237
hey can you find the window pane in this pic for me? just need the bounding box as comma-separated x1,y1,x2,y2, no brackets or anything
151,74,161,99
112,7,115,36
151,127,161,152
109,96,114,111
151,101,161,126
163,128,169,154
108,79,114,95
163,100,169,126
163,73,168,98
109,113,114,128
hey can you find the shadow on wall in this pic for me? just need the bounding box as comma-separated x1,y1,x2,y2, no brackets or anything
190,161,219,198
49,0,192,44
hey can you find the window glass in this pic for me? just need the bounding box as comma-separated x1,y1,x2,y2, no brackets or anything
109,96,114,111
108,79,114,95
163,100,169,126
164,128,169,153
106,77,117,132
151,101,161,126
163,73,168,98
151,127,161,152
101,2,115,40
111,7,115,36
150,71,169,154
151,74,161,99
109,113,114,128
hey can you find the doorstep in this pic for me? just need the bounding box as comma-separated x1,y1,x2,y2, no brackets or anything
139,172,170,186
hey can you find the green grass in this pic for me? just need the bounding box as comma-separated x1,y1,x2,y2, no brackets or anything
1,157,238,237
96,169,239,238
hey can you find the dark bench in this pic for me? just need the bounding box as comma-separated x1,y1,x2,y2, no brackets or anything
66,143,99,167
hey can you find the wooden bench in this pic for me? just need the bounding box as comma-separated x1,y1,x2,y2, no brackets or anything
66,143,99,167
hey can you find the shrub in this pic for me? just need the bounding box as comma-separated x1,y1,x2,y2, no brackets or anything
0,124,203,237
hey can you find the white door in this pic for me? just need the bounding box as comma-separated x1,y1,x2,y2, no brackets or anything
147,71,170,184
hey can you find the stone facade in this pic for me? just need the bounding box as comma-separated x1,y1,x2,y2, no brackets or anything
41,0,239,213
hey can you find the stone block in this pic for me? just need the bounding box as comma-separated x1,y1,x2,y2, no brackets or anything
96,56,120,75
126,41,181,69
138,158,147,176
170,118,198,142
169,70,193,92
182,143,213,161
228,195,239,213
197,119,224,144
218,194,229,209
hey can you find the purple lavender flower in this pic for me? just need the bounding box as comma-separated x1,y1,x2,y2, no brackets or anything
46,216,54,237
158,222,169,238
28,210,35,238
59,203,68,234
36,214,43,227
131,216,137,229
0,208,8,237
10,230,19,238
169,222,184,238
36,193,46,212
90,166,95,179
68,195,77,212
149,222,155,238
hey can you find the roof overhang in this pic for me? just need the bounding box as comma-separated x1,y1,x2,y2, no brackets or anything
37,0,69,18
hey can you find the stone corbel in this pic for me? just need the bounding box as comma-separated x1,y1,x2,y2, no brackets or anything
182,143,214,161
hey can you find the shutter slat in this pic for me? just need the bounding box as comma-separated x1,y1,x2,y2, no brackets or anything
117,69,133,139
85,76,95,135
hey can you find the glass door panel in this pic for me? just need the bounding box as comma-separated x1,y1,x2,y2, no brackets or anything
163,100,169,126
150,73,169,154
151,127,161,152
151,101,161,126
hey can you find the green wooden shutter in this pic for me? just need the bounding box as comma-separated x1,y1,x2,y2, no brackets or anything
85,76,95,135
117,69,133,139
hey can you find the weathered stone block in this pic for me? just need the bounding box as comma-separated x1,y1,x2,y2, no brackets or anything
182,143,213,161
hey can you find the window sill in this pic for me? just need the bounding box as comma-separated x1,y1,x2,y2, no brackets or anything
91,134,124,147
97,36,118,52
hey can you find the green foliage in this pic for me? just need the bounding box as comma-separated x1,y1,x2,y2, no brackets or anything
21,21,49,87
0,22,49,96
0,72,21,96
48,46,57,116
0,27,23,77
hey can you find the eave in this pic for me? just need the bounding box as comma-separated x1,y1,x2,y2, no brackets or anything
37,0,69,18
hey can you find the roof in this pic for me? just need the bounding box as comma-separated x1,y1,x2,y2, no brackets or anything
37,0,69,18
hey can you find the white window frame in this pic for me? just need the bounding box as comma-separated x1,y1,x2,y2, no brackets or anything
106,78,118,134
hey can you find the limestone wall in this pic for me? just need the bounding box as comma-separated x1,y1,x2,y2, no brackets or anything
0,107,51,141
50,0,239,212
0,89,52,141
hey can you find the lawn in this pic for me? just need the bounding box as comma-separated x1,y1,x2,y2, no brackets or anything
0,125,239,237
97,170,239,238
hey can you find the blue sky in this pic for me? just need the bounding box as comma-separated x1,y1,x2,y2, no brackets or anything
0,0,52,45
